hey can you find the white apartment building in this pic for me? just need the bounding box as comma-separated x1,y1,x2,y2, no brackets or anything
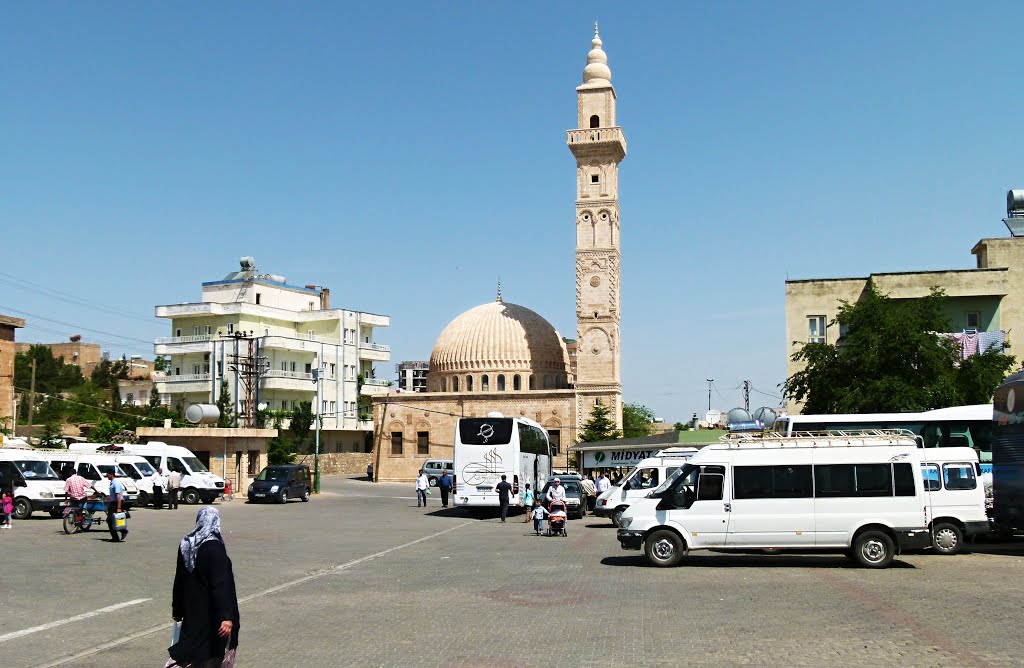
153,257,391,452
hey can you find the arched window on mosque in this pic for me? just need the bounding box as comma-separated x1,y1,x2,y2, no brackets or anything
497,375,505,391
481,375,490,392
513,375,521,391
528,375,535,390
466,375,474,392
543,375,552,390
452,376,459,392
440,377,446,392
590,114,600,128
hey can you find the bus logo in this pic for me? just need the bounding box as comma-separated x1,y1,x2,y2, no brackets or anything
477,423,495,443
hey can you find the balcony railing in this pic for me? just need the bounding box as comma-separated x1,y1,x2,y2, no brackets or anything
566,126,626,150
263,369,315,381
161,373,211,383
363,378,390,386
359,342,391,352
155,335,213,345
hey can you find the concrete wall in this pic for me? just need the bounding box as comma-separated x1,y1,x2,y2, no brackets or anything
316,452,373,476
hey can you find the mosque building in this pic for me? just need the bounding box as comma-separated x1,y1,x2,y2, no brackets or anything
371,26,626,481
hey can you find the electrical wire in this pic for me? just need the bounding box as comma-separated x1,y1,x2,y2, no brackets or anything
13,385,169,424
0,305,153,345
0,272,160,325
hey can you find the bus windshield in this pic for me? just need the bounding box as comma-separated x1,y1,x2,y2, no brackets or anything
458,418,514,445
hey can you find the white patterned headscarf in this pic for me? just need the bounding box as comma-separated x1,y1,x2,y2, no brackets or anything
179,506,223,573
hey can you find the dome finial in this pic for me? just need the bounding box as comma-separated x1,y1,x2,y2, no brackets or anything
496,278,502,303
582,22,611,86
594,20,599,38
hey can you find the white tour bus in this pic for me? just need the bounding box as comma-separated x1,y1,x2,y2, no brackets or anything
0,449,67,519
86,442,226,505
617,430,932,568
453,413,551,509
594,447,698,526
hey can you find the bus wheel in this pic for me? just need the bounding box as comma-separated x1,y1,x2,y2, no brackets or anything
645,530,684,567
853,530,895,568
932,523,963,555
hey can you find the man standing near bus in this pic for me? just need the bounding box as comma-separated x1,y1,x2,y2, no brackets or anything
437,469,452,508
495,475,513,523
151,467,166,510
167,469,181,510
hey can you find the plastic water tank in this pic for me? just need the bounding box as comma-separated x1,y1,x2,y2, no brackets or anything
185,404,221,425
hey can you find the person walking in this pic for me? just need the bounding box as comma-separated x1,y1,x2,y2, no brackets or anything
437,469,452,508
546,477,566,504
167,507,240,668
168,469,182,510
580,474,596,516
105,470,127,542
415,469,429,508
521,484,534,523
152,468,166,510
1,489,12,529
495,474,513,523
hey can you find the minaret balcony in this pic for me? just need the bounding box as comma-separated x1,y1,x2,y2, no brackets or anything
567,126,626,161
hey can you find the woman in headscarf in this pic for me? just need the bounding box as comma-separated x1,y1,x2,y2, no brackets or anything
167,507,240,668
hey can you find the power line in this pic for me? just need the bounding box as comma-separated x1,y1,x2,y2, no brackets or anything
0,305,153,345
13,385,170,424
0,272,160,325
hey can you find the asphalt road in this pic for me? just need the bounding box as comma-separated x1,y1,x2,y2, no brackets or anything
2,476,1024,667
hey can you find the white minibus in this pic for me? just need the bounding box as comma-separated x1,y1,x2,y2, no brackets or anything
0,449,67,519
453,413,551,509
617,430,931,568
920,447,988,555
62,444,160,506
41,451,140,507
594,447,698,526
118,442,224,504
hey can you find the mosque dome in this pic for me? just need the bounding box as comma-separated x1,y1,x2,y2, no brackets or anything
428,299,571,393
582,25,611,86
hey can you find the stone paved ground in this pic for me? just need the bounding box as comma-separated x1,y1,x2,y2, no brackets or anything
2,476,1024,667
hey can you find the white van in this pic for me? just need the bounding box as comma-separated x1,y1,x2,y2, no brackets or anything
594,447,698,526
62,444,160,507
0,449,67,519
617,430,931,568
120,442,224,505
920,447,988,555
40,451,140,507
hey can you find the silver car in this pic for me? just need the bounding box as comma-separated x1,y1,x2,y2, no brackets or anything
422,460,453,486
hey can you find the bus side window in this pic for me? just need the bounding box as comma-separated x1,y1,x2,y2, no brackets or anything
921,424,945,448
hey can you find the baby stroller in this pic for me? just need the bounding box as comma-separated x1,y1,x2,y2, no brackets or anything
547,499,568,537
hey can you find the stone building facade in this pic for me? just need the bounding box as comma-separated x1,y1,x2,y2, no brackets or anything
0,315,25,423
14,340,104,377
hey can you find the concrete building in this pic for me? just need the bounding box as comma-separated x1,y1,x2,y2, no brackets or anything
1,315,25,423
785,191,1024,411
15,339,103,376
372,27,626,481
153,257,390,453
396,361,428,393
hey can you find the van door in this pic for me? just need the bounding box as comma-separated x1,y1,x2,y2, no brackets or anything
661,464,729,548
927,461,984,522
727,463,815,547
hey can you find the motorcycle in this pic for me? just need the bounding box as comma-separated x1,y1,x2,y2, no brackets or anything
61,497,107,534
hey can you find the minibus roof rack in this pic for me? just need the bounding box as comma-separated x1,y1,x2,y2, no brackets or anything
719,428,918,447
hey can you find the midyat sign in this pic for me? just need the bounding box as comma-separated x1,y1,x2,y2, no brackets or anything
582,449,659,469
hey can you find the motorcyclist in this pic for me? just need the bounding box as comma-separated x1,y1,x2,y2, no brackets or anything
63,469,93,509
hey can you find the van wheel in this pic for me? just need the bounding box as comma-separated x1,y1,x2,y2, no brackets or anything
138,491,150,508
182,489,201,505
302,488,310,502
853,530,895,568
13,498,32,520
932,523,963,555
645,530,684,567
279,490,288,504
611,507,626,528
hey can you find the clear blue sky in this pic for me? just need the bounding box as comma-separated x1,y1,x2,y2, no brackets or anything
1,3,1021,422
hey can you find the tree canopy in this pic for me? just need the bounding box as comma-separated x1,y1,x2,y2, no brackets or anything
783,285,1017,413
578,402,621,443
622,402,654,438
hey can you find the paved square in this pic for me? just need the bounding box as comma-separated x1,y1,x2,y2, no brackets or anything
2,476,1023,667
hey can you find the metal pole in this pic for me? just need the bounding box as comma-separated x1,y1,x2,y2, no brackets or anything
706,378,713,412
314,366,321,493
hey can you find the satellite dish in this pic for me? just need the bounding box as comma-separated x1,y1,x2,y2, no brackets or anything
705,409,722,426
752,406,778,428
257,402,268,411
727,408,752,425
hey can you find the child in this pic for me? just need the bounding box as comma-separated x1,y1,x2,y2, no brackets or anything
529,499,548,535
521,484,534,523
1,490,12,529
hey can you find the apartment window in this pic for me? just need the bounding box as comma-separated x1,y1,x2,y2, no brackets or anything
203,362,210,373
309,301,316,311
194,325,200,336
591,174,599,183
967,312,981,329
255,293,261,305
308,330,315,340
247,450,260,475
466,375,474,391
217,362,223,375
807,315,826,344
192,364,201,374
175,367,181,376
391,432,403,456
322,400,327,413
227,323,234,334
264,328,269,336
291,401,297,410
175,328,182,337
282,400,288,410
548,430,561,455
452,376,459,392
290,362,296,372
417,431,429,456
330,401,336,413
305,363,312,374
330,363,336,376
204,325,211,335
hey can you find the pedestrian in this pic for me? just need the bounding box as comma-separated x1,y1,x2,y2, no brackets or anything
104,470,128,542
1,489,12,529
167,507,240,668
580,474,595,516
495,474,513,523
546,477,566,504
521,483,534,523
152,467,166,510
415,469,429,507
437,469,452,508
596,470,611,496
529,499,548,535
168,469,182,510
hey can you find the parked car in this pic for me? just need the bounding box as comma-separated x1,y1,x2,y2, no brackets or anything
538,477,585,519
422,459,454,487
248,465,312,504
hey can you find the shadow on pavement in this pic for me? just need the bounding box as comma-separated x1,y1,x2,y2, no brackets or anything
600,554,916,569
959,539,1024,557
584,522,615,529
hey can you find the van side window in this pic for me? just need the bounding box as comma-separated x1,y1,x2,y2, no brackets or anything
168,458,187,474
893,463,916,496
144,456,160,469
814,464,892,497
943,463,976,490
921,464,941,491
734,465,812,499
696,472,724,501
78,463,100,480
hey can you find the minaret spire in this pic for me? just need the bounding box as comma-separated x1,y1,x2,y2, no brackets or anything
496,278,502,303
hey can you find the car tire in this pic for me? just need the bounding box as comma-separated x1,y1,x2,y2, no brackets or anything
138,491,150,508
182,488,201,505
932,522,963,555
611,506,626,528
853,530,895,568
13,497,32,520
428,477,438,487
645,529,684,567
279,490,288,504
302,488,310,502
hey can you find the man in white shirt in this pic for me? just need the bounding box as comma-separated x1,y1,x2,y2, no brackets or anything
415,469,429,508
151,468,166,509
546,477,566,503
596,471,611,495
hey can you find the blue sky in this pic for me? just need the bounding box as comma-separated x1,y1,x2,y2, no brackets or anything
1,3,1021,421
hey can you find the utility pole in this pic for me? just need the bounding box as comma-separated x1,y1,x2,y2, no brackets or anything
27,359,37,443
705,378,713,412
312,364,322,494
743,380,751,413
226,332,267,428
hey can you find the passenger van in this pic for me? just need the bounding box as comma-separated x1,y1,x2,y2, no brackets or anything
116,442,224,504
63,444,160,507
0,449,67,519
41,451,140,507
920,447,988,555
595,447,698,526
617,430,931,568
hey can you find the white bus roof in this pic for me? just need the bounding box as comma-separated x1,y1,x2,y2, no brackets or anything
781,404,991,423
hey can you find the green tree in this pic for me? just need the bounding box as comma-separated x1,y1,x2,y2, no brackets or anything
215,380,235,427
673,421,691,432
783,285,1017,413
622,402,655,438
154,356,171,374
148,386,161,410
578,402,622,443
39,419,64,447
290,401,314,443
267,436,296,465
90,357,128,389
15,345,85,420
91,417,128,443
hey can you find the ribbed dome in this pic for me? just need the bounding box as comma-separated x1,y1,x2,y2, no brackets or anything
582,25,611,86
428,301,570,392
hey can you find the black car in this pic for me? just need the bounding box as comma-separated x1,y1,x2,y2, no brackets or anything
538,478,586,519
248,465,312,504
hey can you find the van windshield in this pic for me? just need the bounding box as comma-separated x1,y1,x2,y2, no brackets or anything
182,457,208,473
15,461,60,481
257,468,291,482
97,464,129,478
132,460,157,476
